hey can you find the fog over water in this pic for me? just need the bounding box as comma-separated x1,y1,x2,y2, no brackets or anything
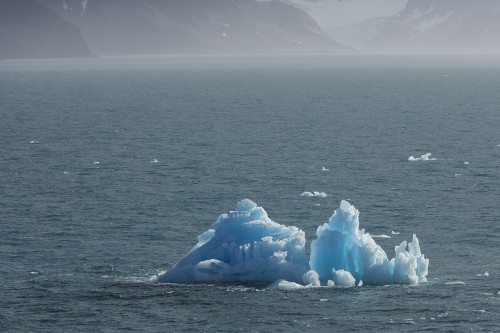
2,0,500,58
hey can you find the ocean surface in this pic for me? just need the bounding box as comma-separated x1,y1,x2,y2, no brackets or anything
1,55,499,332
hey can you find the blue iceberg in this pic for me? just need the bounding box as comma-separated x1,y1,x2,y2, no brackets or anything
157,199,309,284
157,199,429,287
310,200,428,286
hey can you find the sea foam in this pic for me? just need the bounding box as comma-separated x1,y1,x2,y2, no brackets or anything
157,200,429,287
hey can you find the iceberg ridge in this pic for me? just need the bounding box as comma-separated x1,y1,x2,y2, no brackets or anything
157,199,429,287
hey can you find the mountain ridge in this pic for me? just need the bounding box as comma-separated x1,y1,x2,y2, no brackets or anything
35,0,352,56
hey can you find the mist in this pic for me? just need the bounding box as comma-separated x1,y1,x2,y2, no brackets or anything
2,0,500,59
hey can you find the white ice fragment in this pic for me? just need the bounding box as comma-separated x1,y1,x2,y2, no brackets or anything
302,270,320,287
93,161,100,165
408,153,437,161
150,159,159,163
321,166,330,172
476,271,489,277
372,234,391,239
269,279,304,291
332,269,356,288
464,161,470,165
445,281,465,285
301,191,328,198
391,231,400,235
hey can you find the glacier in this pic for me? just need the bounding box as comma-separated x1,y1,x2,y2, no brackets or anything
157,199,429,287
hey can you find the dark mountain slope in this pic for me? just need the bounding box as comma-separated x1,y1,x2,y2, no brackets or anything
0,0,91,59
36,0,350,55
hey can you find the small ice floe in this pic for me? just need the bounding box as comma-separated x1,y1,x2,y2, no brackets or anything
391,231,400,235
464,161,470,165
301,191,328,198
476,271,489,277
321,166,330,172
475,310,486,314
371,234,391,239
93,161,100,165
408,153,437,161
29,140,39,144
150,159,159,163
455,173,461,177
445,281,465,285
319,299,328,302
63,171,69,175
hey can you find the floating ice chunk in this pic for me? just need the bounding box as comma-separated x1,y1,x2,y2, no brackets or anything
408,153,437,161
372,234,391,239
301,191,328,198
157,199,309,284
150,159,159,163
476,271,489,277
391,231,400,235
269,279,305,291
332,269,356,288
446,281,465,285
464,161,470,165
93,161,100,165
321,166,330,172
302,270,321,287
310,200,429,285
29,140,39,144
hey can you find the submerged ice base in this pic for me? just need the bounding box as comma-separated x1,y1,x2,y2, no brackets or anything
157,200,429,287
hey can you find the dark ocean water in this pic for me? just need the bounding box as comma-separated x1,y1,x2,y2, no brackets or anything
1,55,499,332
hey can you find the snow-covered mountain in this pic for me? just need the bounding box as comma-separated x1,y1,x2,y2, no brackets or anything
331,0,500,53
368,0,500,53
0,0,92,59
288,0,407,49
35,0,351,55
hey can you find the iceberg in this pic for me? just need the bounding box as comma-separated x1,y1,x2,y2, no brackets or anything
157,199,309,284
157,199,429,287
310,200,428,285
